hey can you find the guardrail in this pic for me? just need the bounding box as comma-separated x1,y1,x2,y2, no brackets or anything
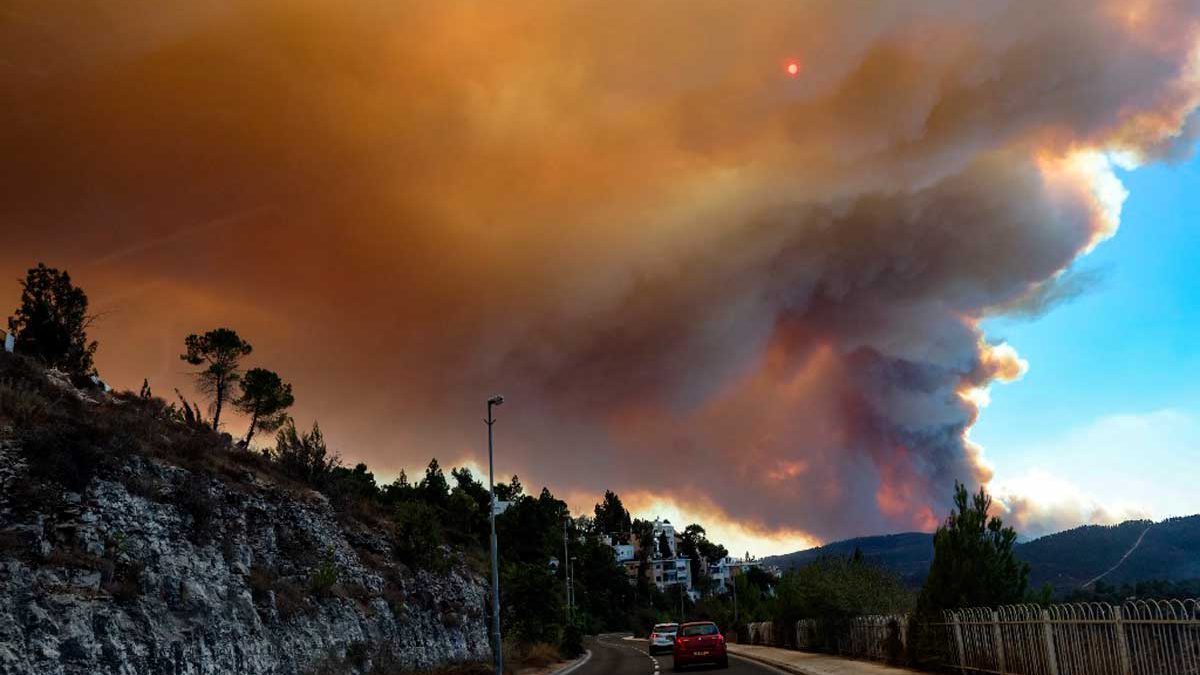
742,599,1200,674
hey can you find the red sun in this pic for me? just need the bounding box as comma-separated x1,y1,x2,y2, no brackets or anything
785,61,801,78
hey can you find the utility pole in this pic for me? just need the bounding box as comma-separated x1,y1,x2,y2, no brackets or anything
486,395,504,675
569,556,577,618
563,517,570,622
731,564,738,625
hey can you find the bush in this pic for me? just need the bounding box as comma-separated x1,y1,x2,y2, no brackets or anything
0,376,53,427
520,643,561,668
560,623,584,659
18,421,106,492
392,501,446,570
310,552,340,597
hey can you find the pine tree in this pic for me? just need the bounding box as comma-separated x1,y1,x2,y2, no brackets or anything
234,367,295,447
917,482,1029,614
658,532,673,560
179,328,252,430
593,490,629,535
8,263,98,375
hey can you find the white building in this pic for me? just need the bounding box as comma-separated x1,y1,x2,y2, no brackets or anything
649,517,678,558
650,557,692,589
708,556,762,593
3,329,14,354
610,542,636,563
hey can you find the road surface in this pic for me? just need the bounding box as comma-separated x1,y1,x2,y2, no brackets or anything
576,634,784,675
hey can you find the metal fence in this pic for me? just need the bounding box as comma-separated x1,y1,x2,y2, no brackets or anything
743,614,907,662
849,614,908,662
743,599,1200,675
943,600,1200,675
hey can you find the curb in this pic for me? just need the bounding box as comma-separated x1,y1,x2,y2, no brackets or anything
727,647,814,675
547,649,592,675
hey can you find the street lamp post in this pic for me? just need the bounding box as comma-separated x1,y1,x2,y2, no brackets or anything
486,395,504,675
563,517,571,623
569,556,577,617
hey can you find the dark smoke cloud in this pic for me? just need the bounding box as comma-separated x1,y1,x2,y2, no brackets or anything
2,0,1198,546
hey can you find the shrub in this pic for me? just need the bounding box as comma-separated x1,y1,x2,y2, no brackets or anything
392,501,445,570
310,551,339,597
0,376,52,426
274,420,338,486
18,421,105,492
560,623,584,659
520,643,561,668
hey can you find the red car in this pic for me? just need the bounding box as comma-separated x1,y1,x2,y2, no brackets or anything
672,621,728,670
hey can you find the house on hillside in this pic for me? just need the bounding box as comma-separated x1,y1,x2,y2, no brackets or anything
604,517,701,600
708,556,765,593
650,517,679,558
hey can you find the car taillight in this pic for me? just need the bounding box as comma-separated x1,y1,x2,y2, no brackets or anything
650,633,657,640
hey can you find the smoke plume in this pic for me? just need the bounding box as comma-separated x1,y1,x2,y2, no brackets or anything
2,0,1198,545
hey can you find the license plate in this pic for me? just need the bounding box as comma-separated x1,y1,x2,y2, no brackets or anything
694,651,709,656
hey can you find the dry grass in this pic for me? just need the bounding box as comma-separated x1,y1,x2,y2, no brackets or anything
517,643,562,669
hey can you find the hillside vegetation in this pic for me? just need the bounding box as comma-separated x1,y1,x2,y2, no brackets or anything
765,516,1200,596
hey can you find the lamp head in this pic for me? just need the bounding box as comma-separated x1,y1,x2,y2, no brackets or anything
488,394,505,406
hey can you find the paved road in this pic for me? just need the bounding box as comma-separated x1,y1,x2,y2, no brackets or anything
576,634,784,675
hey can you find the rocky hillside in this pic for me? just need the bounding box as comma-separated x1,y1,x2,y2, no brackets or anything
0,354,490,675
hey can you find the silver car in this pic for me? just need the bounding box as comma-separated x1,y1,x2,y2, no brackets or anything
648,623,679,655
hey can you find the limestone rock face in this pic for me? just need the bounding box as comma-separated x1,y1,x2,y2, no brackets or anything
0,444,490,675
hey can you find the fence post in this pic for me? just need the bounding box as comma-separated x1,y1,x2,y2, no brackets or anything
1113,606,1133,675
952,615,966,674
992,611,1007,674
1041,610,1059,675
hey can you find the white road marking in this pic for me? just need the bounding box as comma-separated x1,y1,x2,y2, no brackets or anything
551,650,593,675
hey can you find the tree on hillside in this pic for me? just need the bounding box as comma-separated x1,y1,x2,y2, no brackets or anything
680,523,729,585
494,474,524,502
234,367,294,447
381,470,415,505
180,328,252,430
418,458,450,506
273,420,337,484
658,532,673,560
8,263,98,376
917,482,1029,614
631,518,655,559
594,490,630,535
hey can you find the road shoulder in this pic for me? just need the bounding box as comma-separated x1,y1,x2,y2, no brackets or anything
727,643,921,675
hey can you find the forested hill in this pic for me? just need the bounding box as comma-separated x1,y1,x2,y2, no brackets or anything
1018,516,1200,590
761,532,934,586
763,515,1200,593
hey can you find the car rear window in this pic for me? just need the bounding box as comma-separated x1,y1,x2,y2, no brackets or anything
680,624,718,636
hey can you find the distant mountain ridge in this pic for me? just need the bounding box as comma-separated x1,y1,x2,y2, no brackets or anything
762,532,934,586
762,515,1200,592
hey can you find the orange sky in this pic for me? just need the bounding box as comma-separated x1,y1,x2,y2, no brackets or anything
3,0,1199,553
